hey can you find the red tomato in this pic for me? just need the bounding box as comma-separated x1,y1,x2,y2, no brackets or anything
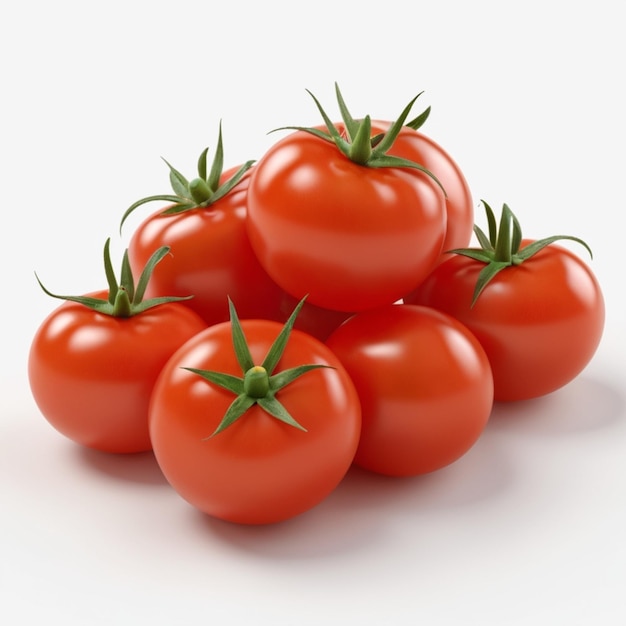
326,304,493,477
247,130,446,312
29,290,207,453
127,167,286,326
372,119,474,261
405,240,605,401
149,317,362,524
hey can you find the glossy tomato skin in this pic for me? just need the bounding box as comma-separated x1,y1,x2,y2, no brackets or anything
372,120,474,262
127,167,285,326
28,291,207,453
404,241,605,401
149,320,362,524
246,129,447,312
326,304,493,477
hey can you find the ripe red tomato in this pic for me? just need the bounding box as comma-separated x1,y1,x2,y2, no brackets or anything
29,289,207,453
149,302,362,524
372,119,474,261
127,166,286,326
404,201,605,401
326,304,494,477
405,240,605,401
247,129,445,312
246,87,448,313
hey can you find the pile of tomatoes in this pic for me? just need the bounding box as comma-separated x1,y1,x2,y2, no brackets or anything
28,85,605,525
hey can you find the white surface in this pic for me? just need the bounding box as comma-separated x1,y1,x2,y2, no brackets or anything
2,1,625,624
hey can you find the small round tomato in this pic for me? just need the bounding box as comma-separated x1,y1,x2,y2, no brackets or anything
123,129,285,326
149,299,361,525
246,87,447,313
372,119,474,261
405,201,605,401
28,242,207,453
326,304,494,477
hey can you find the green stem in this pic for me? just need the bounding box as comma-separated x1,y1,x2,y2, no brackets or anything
189,178,213,204
243,366,270,398
349,115,373,164
111,287,133,317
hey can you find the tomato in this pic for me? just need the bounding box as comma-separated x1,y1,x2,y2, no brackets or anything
126,166,286,326
122,126,285,326
404,202,605,401
372,119,474,261
149,299,361,524
405,241,605,401
247,130,445,313
245,88,447,313
29,289,207,453
326,304,494,477
28,241,208,453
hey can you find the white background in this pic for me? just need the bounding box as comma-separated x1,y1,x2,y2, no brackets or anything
2,1,625,624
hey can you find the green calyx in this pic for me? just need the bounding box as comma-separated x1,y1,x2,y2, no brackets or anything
449,200,594,307
272,82,444,193
184,296,332,439
119,121,255,232
35,238,193,317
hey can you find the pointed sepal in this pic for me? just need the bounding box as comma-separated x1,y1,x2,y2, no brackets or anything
185,296,333,437
119,123,255,232
448,200,594,306
35,238,193,317
269,83,445,194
